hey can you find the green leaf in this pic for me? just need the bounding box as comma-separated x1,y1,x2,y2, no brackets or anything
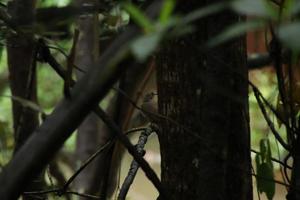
259,139,267,161
206,20,265,47
159,0,176,24
266,139,273,165
230,0,276,19
131,32,162,61
123,3,153,32
255,153,262,173
256,138,275,200
278,22,300,50
256,162,275,200
182,2,228,25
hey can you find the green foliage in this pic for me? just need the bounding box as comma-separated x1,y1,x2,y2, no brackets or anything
255,138,275,200
126,1,228,61
37,64,64,110
0,119,13,167
207,0,300,49
131,32,162,62
123,1,176,61
206,20,265,47
278,22,300,50
37,0,71,8
159,0,176,24
181,2,227,24
123,2,154,33
231,0,277,19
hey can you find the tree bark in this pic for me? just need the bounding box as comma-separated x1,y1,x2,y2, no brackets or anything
6,0,44,199
7,0,38,152
156,1,252,199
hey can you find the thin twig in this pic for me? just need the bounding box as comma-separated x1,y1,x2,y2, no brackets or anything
275,138,289,191
251,149,292,170
24,189,101,199
62,141,113,191
125,127,149,135
252,173,290,188
283,152,292,184
252,86,290,150
23,188,59,195
249,81,294,134
65,191,100,199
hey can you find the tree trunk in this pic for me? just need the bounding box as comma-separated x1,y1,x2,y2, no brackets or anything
287,135,300,200
73,0,109,197
6,0,44,198
156,1,252,199
7,0,38,153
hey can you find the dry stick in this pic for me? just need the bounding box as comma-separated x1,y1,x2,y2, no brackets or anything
118,126,154,200
93,106,166,198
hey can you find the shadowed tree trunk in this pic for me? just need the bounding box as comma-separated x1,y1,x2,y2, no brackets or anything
156,1,252,199
7,0,37,154
6,0,44,199
288,134,300,200
73,0,111,197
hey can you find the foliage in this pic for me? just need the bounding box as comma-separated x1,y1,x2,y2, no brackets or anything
255,138,275,200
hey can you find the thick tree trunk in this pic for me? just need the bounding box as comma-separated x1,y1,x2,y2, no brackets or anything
156,1,252,200
6,0,44,199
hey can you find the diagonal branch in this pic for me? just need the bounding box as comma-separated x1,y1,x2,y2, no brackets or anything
252,86,290,150
0,1,163,199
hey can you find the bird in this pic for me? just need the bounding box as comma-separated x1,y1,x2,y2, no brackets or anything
130,92,158,128
141,92,158,122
